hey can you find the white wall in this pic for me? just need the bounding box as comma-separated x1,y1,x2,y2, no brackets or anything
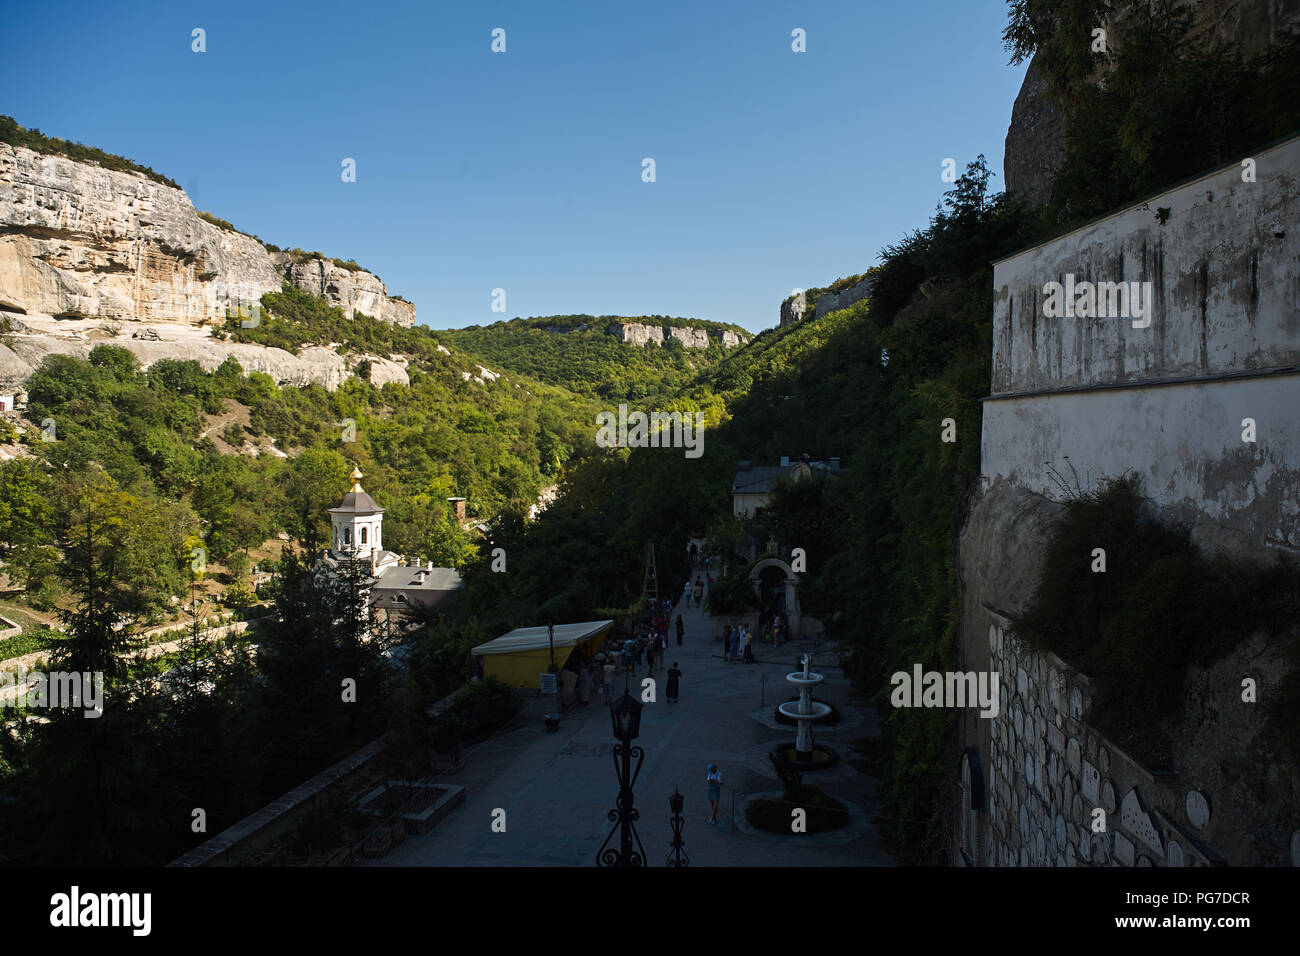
982,375,1300,549
991,135,1300,396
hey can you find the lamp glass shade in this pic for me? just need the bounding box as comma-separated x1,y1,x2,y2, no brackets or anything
610,691,642,741
669,790,684,815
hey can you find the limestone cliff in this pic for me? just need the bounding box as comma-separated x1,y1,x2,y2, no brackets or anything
272,253,415,327
779,272,876,327
607,321,748,348
0,143,416,327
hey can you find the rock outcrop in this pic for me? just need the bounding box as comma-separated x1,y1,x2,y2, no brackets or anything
1002,54,1063,208
779,273,876,327
0,143,415,327
0,316,410,392
779,295,806,328
608,322,665,346
813,274,876,320
668,327,710,348
273,253,415,326
607,321,747,348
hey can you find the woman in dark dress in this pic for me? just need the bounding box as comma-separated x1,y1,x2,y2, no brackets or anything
667,662,681,703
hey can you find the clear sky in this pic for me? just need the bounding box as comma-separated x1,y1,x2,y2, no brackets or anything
3,1,1027,333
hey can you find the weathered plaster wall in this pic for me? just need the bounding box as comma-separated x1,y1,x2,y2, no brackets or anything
982,376,1300,557
992,135,1300,395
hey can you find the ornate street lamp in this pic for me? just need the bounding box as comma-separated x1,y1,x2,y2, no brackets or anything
596,688,645,867
667,789,688,868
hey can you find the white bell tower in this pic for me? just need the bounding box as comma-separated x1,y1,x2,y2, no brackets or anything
329,467,384,561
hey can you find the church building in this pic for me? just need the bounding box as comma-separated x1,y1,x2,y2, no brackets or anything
318,467,464,631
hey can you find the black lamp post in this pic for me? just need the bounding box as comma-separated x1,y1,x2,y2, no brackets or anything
667,789,689,868
596,689,646,867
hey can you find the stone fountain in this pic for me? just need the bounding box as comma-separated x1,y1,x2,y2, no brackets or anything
777,654,833,764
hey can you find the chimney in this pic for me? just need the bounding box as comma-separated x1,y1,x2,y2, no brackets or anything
737,460,752,472
780,456,789,467
829,457,841,470
447,497,467,521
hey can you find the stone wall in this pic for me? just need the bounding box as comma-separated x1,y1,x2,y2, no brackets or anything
956,133,1300,866
976,616,1251,867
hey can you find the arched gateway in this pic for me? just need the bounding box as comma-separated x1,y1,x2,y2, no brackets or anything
748,557,800,636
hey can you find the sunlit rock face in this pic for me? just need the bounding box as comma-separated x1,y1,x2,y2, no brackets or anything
0,143,415,327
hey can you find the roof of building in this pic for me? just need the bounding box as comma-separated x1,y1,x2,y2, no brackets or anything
471,620,614,657
730,458,844,496
730,466,789,497
372,566,463,593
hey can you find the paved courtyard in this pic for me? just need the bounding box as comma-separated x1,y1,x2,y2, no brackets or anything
370,591,895,867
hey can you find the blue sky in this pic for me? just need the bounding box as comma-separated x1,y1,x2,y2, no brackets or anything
3,1,1027,333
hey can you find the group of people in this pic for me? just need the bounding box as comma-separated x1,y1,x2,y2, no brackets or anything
721,623,755,663
682,573,712,609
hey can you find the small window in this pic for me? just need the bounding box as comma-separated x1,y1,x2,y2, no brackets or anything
360,527,368,545
343,527,352,545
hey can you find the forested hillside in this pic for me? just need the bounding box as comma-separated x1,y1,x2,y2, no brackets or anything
0,291,598,623
439,314,747,404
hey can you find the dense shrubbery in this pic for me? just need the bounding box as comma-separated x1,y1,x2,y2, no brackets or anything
0,114,180,188
1005,2,1300,229
429,677,520,751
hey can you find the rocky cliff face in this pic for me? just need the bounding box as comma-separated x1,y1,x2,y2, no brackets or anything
0,143,415,327
779,273,876,328
0,144,280,322
779,295,806,328
812,274,876,320
1003,0,1300,206
607,321,747,348
273,253,415,326
1002,55,1063,208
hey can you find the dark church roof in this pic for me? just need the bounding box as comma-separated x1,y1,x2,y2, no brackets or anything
329,490,384,515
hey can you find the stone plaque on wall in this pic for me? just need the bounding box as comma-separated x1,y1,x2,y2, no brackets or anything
1119,788,1164,858
1081,760,1100,804
1185,790,1211,830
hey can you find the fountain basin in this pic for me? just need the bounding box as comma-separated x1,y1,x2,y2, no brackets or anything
777,701,832,721
785,673,824,688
